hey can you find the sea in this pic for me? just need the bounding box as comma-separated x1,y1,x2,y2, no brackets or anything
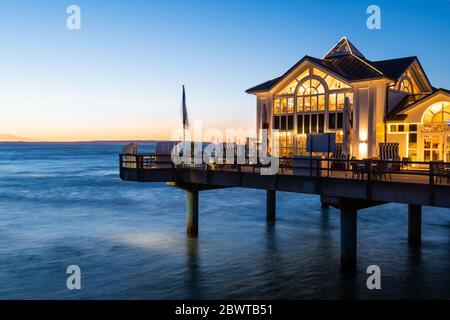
0,143,449,299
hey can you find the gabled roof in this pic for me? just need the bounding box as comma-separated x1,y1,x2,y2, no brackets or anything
386,88,450,121
246,37,426,94
245,76,282,93
371,56,417,80
310,55,383,82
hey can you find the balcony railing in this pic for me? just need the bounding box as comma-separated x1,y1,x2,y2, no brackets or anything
120,153,450,187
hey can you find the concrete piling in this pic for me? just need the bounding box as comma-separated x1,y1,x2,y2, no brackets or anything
341,207,357,274
187,189,199,238
408,204,422,246
267,190,276,222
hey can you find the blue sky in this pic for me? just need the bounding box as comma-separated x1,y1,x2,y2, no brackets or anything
0,0,449,141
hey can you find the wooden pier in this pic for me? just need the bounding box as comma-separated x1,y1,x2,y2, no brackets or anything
120,154,450,273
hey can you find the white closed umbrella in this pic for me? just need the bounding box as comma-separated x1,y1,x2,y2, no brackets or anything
342,97,353,157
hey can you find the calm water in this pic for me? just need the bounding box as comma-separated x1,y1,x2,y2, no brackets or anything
0,143,449,299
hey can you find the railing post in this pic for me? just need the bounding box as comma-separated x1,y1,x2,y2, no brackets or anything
316,158,321,193
366,160,372,200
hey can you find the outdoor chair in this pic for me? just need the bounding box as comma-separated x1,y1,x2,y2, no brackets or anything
280,157,294,174
401,157,410,171
434,162,448,185
351,161,365,180
372,162,387,181
385,160,393,181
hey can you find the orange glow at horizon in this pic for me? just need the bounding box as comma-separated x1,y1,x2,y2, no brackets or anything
0,119,256,142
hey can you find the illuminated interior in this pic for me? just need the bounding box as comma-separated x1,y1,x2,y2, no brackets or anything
273,66,353,157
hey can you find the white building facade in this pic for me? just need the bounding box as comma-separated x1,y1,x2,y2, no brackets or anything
247,37,449,162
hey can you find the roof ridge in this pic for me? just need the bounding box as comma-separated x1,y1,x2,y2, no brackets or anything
351,54,384,75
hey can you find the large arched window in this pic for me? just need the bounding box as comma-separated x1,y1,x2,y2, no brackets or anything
422,102,450,132
296,77,326,112
272,66,353,157
296,76,327,135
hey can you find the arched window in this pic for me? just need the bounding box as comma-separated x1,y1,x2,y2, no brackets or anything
397,77,414,94
296,76,327,136
422,102,450,130
272,67,353,157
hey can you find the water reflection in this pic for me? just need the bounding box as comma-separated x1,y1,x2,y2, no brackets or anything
1,144,450,299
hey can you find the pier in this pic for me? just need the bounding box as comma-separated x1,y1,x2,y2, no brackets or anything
120,154,450,273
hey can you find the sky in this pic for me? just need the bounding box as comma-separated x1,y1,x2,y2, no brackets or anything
0,0,449,141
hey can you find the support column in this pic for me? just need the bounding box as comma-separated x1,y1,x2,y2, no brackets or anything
321,196,330,209
266,190,276,222
408,204,422,247
186,189,199,238
341,207,357,274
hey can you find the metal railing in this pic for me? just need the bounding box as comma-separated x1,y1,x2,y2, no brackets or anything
119,153,450,187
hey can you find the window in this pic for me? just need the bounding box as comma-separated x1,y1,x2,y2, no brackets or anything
422,102,450,130
311,114,318,133
281,117,287,130
328,113,336,130
297,115,303,134
337,113,343,130
327,92,352,132
397,76,414,94
287,115,294,130
274,99,281,115
274,67,353,155
408,133,417,149
281,98,287,113
390,124,397,132
273,131,294,158
297,97,304,112
318,114,325,133
288,98,294,113
304,115,310,134
296,77,326,114
273,116,280,130
318,95,325,111
329,94,336,111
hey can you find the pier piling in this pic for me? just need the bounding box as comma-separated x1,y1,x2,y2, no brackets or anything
408,204,422,246
321,196,330,209
187,189,199,238
341,207,357,274
266,190,276,222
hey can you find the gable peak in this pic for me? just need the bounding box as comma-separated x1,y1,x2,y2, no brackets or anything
324,37,366,59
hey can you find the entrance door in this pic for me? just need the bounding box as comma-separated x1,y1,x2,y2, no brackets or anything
423,134,441,161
